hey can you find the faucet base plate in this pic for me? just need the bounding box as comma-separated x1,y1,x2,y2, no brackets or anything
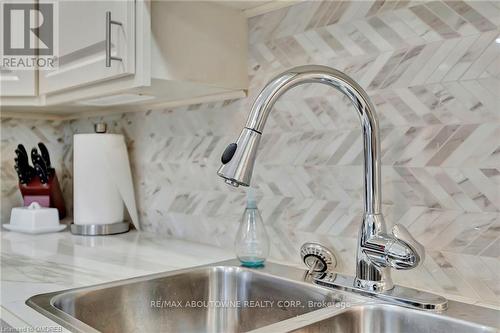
314,271,448,312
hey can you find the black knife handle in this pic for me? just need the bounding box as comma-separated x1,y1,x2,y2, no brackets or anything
15,147,33,184
38,142,52,169
31,148,39,165
17,144,29,161
34,163,48,184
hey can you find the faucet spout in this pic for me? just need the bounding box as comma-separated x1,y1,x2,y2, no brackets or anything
218,65,424,292
219,65,381,214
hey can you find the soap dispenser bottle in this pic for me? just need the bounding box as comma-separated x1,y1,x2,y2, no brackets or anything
235,189,270,267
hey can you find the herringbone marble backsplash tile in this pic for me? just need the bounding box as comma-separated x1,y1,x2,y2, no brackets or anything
1,0,499,307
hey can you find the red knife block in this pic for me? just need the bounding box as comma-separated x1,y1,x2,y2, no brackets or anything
19,173,66,220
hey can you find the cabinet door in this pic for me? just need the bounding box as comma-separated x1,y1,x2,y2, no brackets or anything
0,68,36,96
40,1,135,95
0,0,36,97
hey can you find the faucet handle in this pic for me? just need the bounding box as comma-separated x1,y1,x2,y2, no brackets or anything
392,224,425,261
386,224,425,270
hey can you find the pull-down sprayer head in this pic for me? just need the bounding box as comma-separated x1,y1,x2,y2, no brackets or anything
218,127,261,187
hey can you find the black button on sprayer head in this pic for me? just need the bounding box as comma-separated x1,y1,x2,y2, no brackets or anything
221,143,237,164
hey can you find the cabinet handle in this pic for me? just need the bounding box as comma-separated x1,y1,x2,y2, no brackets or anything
105,11,123,67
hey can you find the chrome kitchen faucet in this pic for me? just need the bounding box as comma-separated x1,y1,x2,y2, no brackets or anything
217,65,435,298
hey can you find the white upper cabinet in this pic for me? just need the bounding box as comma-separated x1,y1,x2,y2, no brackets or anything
0,68,36,97
0,0,36,97
40,1,135,94
0,0,248,116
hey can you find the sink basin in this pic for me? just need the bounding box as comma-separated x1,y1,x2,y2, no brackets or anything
27,260,499,333
291,304,497,333
27,263,346,333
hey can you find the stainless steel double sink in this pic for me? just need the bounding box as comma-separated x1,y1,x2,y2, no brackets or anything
27,260,499,333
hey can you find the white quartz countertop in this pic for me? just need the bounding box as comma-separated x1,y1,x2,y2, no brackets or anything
0,230,233,331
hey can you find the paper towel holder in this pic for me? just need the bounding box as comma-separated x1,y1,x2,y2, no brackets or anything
94,123,107,133
70,125,136,236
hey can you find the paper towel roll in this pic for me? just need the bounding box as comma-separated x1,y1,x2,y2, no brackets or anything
74,134,139,229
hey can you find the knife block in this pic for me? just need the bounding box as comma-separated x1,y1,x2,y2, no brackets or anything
19,172,66,220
